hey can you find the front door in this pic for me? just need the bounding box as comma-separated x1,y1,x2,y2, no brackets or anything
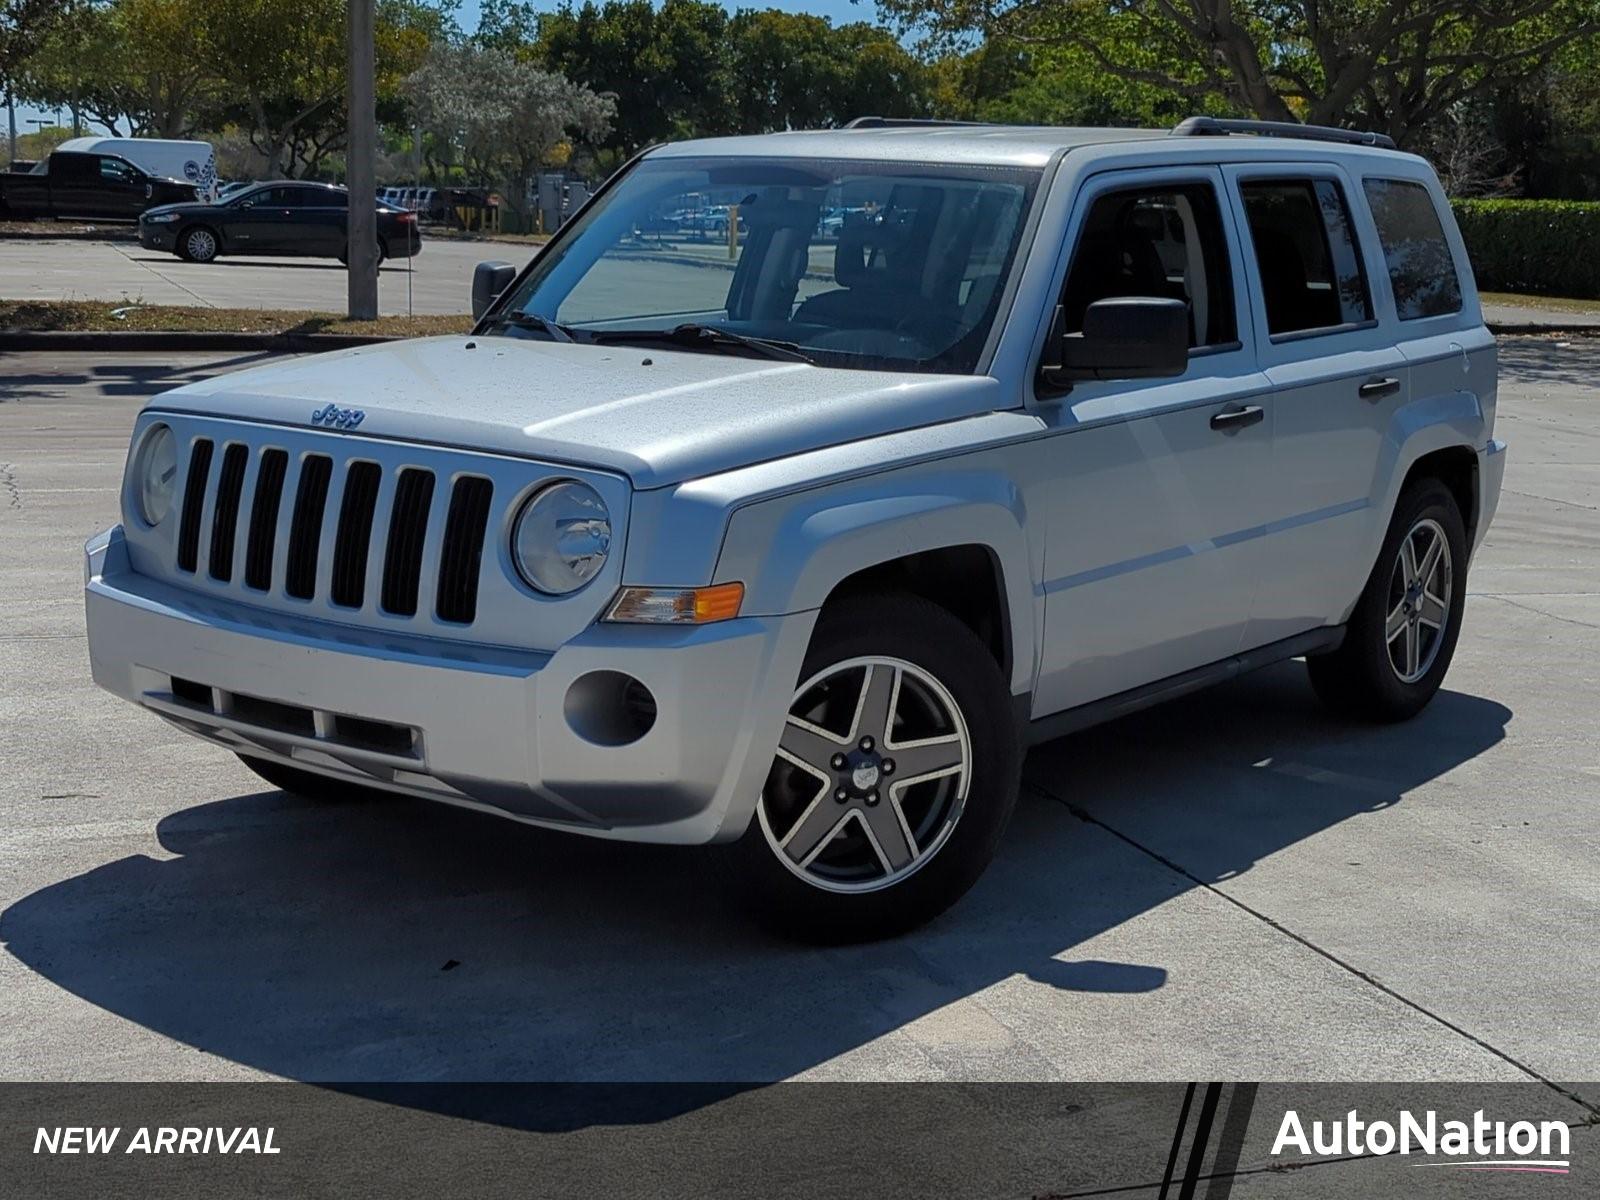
221,186,296,253
1030,167,1279,717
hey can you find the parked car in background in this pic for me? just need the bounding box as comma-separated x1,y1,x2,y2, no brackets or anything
0,148,201,221
49,137,218,200
137,180,421,263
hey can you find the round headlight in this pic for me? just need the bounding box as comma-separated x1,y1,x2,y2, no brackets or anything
135,423,178,526
512,481,611,595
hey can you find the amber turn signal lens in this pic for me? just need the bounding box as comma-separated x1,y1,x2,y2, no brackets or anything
605,582,745,624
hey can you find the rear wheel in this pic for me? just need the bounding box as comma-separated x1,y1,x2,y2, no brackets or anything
177,225,219,262
1307,478,1468,721
727,594,1021,942
337,239,387,266
237,754,383,803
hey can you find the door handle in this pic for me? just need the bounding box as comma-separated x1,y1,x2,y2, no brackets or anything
1209,404,1264,432
1358,376,1401,401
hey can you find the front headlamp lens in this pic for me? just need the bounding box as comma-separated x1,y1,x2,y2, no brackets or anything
512,481,611,594
135,424,178,526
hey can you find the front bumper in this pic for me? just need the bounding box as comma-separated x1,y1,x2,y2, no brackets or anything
85,524,815,844
139,225,174,251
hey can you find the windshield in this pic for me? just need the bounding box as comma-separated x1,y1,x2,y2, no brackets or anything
493,156,1041,374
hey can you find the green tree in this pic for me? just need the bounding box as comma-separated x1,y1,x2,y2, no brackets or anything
404,40,613,224
2,0,70,106
724,11,932,132
881,0,1600,147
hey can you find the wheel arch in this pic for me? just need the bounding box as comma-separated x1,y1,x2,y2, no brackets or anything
714,469,1038,697
1399,445,1478,548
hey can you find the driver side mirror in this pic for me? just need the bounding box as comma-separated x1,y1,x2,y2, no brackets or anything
1041,297,1189,386
472,260,516,320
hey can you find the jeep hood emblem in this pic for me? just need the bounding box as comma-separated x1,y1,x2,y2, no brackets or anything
311,403,364,430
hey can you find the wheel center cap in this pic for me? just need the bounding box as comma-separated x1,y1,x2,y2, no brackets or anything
851,762,881,791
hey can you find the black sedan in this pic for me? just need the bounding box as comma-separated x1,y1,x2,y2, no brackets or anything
138,180,421,264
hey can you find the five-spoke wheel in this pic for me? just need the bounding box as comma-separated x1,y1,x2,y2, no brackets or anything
729,594,1020,942
1308,478,1468,721
1385,516,1453,683
760,656,971,893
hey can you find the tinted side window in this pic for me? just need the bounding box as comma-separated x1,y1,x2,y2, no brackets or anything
1240,179,1372,337
98,157,138,184
1363,178,1463,320
1059,183,1236,348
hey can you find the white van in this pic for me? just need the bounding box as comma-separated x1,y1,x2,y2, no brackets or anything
54,137,217,200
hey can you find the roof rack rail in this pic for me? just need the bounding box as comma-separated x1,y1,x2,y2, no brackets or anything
1172,116,1397,150
842,116,987,130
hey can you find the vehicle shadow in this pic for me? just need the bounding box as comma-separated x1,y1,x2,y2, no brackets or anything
0,354,285,403
130,255,407,273
0,663,1509,1112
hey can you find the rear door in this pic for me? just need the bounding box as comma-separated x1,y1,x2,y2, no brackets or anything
1223,163,1408,647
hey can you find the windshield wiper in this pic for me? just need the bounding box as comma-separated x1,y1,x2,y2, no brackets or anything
484,310,579,343
591,323,813,364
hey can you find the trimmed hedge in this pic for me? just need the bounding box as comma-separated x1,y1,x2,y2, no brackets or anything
1451,199,1600,299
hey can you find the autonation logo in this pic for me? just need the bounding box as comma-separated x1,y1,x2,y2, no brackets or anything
1272,1109,1572,1174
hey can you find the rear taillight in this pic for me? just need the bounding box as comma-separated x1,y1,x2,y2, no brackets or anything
397,212,417,224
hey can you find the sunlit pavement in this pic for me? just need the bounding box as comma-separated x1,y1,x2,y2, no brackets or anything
1,341,1596,1085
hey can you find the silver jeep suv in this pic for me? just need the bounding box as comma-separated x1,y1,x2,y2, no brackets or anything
86,117,1505,939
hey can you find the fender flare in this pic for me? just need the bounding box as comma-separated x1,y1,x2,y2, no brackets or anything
714,468,1038,695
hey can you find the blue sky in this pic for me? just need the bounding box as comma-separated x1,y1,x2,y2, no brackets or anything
8,0,887,137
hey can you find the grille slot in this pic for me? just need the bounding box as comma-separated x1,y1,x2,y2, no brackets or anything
435,477,494,624
156,426,532,633
330,462,382,608
243,448,289,590
381,468,436,616
175,439,214,573
207,444,249,581
285,455,333,599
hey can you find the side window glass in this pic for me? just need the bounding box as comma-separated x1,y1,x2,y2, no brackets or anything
1240,178,1372,337
1362,178,1463,320
99,157,136,183
1058,183,1236,348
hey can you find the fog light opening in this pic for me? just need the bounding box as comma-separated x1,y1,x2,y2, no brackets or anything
564,671,658,746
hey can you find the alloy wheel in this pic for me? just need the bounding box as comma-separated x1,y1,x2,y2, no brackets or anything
758,656,971,893
1385,516,1453,683
186,229,217,261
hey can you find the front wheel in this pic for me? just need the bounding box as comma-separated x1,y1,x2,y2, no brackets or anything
1307,478,1468,721
726,594,1021,942
177,225,219,262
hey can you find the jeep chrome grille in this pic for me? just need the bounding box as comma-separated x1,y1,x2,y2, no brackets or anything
174,437,493,626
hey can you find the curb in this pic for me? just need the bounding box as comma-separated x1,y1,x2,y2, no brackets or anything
0,330,396,352
1487,322,1600,336
0,229,139,243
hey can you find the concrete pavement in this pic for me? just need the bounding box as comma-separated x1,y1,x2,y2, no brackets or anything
0,340,1597,1087
0,236,502,316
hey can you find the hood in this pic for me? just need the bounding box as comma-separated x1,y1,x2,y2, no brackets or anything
153,335,1005,488
141,197,207,218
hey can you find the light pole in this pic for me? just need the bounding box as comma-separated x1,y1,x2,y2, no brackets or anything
346,0,379,320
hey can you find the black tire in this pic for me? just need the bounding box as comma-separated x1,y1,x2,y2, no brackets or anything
725,593,1021,943
177,224,219,262
237,754,383,803
1307,478,1468,721
337,240,386,266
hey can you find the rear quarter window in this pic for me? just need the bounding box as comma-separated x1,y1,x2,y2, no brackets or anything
1362,178,1463,320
